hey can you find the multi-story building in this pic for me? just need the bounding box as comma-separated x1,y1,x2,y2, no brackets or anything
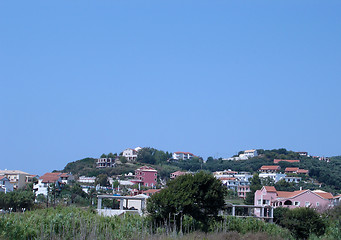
78,176,96,184
122,147,141,161
0,170,31,189
285,167,309,175
254,186,334,217
237,183,250,199
259,173,286,183
33,172,74,196
134,166,157,187
172,152,196,161
96,158,116,168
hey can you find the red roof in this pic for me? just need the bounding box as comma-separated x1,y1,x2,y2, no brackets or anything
39,172,62,183
285,167,299,172
0,176,7,181
277,190,307,198
264,186,277,192
219,177,237,181
171,171,187,176
143,189,161,194
274,159,300,164
297,169,309,174
260,165,280,170
174,151,194,155
313,191,334,199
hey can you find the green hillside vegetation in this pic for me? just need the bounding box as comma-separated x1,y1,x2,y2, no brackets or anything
61,148,341,192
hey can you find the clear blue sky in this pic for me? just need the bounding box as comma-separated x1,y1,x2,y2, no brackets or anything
1,1,340,175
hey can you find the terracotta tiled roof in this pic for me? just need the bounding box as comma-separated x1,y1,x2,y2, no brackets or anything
174,151,194,155
220,177,237,181
264,186,277,192
39,172,62,183
285,167,299,172
171,171,186,176
260,165,280,170
143,189,161,194
0,176,7,181
313,190,334,199
297,169,309,174
277,190,307,198
274,159,300,164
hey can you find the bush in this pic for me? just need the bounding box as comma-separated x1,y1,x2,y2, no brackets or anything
280,207,326,239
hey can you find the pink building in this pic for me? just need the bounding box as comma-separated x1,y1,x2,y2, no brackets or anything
237,185,250,199
170,171,188,179
134,166,157,187
254,186,333,216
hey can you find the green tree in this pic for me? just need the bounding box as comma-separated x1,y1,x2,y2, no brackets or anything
119,156,127,164
100,153,107,158
147,171,226,232
245,173,262,205
96,174,109,187
107,152,116,158
280,207,326,239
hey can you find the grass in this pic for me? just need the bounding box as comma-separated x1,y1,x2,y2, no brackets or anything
0,206,293,240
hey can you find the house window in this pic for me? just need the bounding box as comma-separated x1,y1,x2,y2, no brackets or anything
294,201,300,206
316,202,319,206
257,199,261,205
305,201,310,207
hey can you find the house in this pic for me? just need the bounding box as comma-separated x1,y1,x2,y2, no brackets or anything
259,173,286,183
122,147,141,161
96,158,116,168
219,177,239,191
237,184,250,199
0,176,14,193
297,152,308,157
273,159,300,164
259,165,281,173
243,149,258,158
78,176,96,184
285,167,309,175
0,170,31,189
143,189,161,196
170,171,188,179
332,195,341,206
134,166,157,187
284,176,302,183
227,149,258,161
254,186,334,217
172,152,196,161
213,170,238,177
33,172,74,196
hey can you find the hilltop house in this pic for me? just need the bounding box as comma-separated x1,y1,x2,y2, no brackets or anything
254,186,334,217
227,149,258,161
96,158,116,168
0,176,14,193
122,147,141,161
172,152,196,161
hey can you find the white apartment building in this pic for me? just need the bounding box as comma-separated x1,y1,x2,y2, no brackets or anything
172,152,195,160
259,173,286,183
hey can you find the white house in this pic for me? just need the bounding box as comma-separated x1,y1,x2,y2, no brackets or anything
259,173,286,183
226,149,258,161
122,147,141,161
172,152,196,161
78,176,96,184
0,176,14,193
33,172,73,196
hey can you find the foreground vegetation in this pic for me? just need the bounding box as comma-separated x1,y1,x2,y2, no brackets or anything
0,207,293,240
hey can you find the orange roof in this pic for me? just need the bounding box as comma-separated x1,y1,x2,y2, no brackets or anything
220,177,236,181
264,186,277,192
143,189,161,194
39,172,62,183
0,176,7,181
285,167,299,172
277,190,307,198
313,190,334,199
260,165,280,170
297,169,309,174
274,159,300,163
174,151,194,155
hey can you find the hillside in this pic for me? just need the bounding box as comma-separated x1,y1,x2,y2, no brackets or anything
61,148,341,192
